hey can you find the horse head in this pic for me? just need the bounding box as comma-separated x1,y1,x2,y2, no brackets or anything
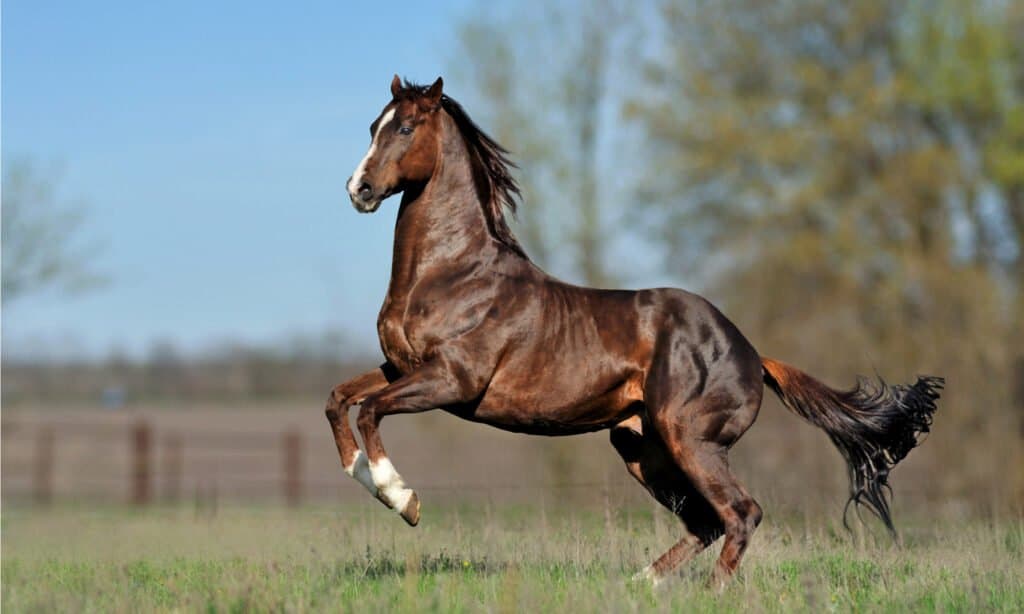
346,75,444,213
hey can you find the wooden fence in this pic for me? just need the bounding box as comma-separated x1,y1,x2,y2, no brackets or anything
2,408,951,514
2,418,309,506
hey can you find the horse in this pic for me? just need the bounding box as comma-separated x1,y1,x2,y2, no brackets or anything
325,75,944,588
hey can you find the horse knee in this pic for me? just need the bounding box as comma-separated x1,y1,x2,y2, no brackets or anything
748,499,763,529
726,498,761,538
325,390,346,423
326,383,349,410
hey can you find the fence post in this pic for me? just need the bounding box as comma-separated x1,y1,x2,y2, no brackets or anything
162,433,183,504
33,425,55,505
283,428,302,507
132,420,152,506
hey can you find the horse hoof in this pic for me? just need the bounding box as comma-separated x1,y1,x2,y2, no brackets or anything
400,492,420,526
631,565,663,588
708,571,730,593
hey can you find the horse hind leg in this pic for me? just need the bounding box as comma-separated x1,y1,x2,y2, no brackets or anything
648,396,763,590
610,416,724,586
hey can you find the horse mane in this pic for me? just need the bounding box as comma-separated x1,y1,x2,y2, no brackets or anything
396,80,526,257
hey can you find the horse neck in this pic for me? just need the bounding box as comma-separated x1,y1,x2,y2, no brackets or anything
390,115,495,285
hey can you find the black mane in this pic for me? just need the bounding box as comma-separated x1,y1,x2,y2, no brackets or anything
397,80,526,257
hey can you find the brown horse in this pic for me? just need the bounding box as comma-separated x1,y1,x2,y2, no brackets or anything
325,75,943,587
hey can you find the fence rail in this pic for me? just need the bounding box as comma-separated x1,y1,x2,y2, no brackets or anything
2,413,959,514
2,418,308,507
2,417,622,507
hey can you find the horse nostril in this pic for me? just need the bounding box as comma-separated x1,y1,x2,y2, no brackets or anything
358,182,373,200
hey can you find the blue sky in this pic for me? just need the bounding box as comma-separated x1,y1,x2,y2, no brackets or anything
2,1,480,360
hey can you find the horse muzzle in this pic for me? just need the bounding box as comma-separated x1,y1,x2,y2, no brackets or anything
351,193,383,213
348,177,383,213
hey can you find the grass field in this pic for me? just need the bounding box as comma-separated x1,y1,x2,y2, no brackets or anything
3,502,1022,613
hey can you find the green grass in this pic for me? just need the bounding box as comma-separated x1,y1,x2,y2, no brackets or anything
3,503,1022,612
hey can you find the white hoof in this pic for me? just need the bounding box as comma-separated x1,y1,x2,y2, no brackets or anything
370,457,414,513
631,565,663,588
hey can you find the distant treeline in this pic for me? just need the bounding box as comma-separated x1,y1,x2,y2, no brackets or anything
2,340,374,405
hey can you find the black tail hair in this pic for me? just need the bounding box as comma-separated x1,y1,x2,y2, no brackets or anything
761,358,944,537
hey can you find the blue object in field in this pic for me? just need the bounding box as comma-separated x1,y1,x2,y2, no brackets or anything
102,386,126,409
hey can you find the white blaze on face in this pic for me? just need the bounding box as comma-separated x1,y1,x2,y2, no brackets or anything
344,450,378,496
347,107,396,198
369,456,414,513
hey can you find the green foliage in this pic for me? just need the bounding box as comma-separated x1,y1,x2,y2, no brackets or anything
452,1,634,286
628,0,1024,505
1,159,106,304
451,0,1024,508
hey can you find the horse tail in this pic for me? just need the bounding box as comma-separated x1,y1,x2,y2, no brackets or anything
760,357,943,536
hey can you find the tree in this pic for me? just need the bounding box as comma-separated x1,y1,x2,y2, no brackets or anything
629,0,1024,501
899,0,1024,283
2,159,105,304
452,1,635,287
450,0,1023,505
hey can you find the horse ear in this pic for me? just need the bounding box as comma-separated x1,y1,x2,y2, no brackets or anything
425,77,443,105
390,74,402,98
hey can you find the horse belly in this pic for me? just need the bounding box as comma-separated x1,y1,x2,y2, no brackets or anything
467,369,644,435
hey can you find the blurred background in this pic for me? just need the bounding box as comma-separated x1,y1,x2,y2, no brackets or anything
3,0,1023,522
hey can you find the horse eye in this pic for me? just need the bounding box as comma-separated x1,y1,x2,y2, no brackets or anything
399,126,413,136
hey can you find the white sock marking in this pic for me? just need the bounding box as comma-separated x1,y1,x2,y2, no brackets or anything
343,450,377,495
632,565,663,587
369,456,414,512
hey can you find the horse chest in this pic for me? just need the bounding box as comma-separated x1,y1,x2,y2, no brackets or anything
378,284,489,372
376,293,446,370
377,295,422,371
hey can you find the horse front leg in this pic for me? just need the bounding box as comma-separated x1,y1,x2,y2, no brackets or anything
356,358,483,526
324,365,397,502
